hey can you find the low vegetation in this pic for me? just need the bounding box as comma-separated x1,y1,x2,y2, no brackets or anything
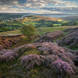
21,24,37,41
0,15,78,78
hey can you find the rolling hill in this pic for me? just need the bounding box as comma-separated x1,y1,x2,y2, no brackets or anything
62,15,78,21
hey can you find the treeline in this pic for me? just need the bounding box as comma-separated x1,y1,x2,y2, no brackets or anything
0,24,21,32
0,13,23,21
0,21,23,32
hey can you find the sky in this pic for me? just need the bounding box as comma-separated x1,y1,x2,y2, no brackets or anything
0,0,78,15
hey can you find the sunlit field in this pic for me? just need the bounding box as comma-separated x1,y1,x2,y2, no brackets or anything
38,26,78,35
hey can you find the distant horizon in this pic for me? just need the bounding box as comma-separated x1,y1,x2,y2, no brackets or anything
0,12,78,18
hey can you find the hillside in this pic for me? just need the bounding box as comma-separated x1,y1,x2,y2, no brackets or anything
0,13,34,21
1,27,78,78
0,14,78,78
0,15,63,32
62,15,78,21
0,15,78,33
18,15,78,27
21,15,62,22
0,0,78,77
19,15,63,27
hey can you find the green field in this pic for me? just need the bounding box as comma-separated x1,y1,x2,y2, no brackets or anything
0,26,78,36
38,26,78,35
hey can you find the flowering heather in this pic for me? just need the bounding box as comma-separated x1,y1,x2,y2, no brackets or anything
20,54,59,69
0,50,18,62
0,42,76,78
37,42,74,59
35,31,64,42
14,43,37,55
58,31,78,49
20,54,75,78
52,59,74,75
0,45,3,50
20,54,45,70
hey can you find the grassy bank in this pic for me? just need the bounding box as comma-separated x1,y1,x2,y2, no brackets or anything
38,26,78,35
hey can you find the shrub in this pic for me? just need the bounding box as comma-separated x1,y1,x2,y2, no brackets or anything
0,50,18,62
20,54,45,70
20,54,75,78
21,24,37,41
52,59,74,78
0,42,76,78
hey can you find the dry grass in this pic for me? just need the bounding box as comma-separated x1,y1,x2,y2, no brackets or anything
0,30,22,36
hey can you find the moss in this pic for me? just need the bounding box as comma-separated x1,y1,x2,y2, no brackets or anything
23,49,41,55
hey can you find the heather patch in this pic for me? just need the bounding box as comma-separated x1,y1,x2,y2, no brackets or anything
0,42,76,78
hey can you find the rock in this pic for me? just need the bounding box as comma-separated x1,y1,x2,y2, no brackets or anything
36,31,64,42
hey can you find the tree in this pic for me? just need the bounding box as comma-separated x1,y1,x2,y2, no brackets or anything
21,24,37,41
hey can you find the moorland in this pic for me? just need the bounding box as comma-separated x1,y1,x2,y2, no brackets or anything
0,14,78,78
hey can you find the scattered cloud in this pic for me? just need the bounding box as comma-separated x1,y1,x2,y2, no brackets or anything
0,0,78,14
0,5,63,14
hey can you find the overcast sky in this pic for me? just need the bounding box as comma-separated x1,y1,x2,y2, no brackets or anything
0,0,78,14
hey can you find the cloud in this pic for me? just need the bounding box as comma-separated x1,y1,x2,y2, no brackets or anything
0,0,18,5
0,5,63,14
22,0,78,8
0,0,78,14
0,0,77,8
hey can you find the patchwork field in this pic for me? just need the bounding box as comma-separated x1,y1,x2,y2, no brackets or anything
0,26,78,36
